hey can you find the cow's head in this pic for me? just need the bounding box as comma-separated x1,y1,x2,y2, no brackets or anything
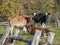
31,12,37,17
45,13,51,19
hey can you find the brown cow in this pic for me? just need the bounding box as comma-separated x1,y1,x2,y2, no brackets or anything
28,25,50,36
8,15,31,35
28,25,55,45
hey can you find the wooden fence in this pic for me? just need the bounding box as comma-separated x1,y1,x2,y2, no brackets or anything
0,22,8,26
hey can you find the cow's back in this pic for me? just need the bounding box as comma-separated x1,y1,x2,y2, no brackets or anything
32,13,44,23
8,16,28,27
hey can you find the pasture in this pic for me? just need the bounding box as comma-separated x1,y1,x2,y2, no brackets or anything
0,26,60,45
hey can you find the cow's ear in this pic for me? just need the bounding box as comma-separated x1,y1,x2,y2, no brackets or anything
48,13,51,15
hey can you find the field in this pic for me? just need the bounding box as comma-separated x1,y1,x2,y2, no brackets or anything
0,26,60,45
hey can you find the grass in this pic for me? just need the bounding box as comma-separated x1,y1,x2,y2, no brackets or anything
0,26,60,45
0,26,6,34
48,26,60,44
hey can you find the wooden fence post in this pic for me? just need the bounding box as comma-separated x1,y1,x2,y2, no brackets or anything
31,30,42,45
45,32,55,45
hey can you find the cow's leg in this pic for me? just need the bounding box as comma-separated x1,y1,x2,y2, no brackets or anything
9,28,20,45
23,26,27,33
44,32,55,45
10,26,14,36
8,20,14,36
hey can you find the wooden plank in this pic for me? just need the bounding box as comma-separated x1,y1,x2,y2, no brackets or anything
44,32,55,45
0,26,11,45
31,30,42,45
0,22,8,26
10,36,31,43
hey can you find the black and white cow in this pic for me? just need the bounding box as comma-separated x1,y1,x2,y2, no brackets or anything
31,12,51,27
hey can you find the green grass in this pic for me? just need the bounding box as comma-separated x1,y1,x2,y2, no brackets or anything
0,26,60,45
14,26,60,45
47,26,60,44
14,30,33,45
0,27,5,34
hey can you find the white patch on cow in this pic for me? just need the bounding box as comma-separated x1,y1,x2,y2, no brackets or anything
46,13,48,15
34,13,37,16
42,23,45,28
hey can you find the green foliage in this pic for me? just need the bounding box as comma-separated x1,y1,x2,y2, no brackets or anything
0,0,17,21
0,0,59,22
24,0,54,14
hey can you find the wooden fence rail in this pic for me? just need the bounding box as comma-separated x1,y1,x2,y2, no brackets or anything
0,22,8,26
0,26,11,45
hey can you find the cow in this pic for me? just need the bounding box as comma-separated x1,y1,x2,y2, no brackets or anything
28,25,55,45
8,15,31,35
31,12,51,27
